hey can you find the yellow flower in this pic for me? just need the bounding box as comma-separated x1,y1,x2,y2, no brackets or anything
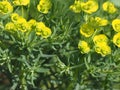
36,22,51,38
113,32,120,47
112,19,120,32
37,0,52,14
36,22,46,35
15,18,30,32
41,27,52,38
11,13,20,22
13,0,30,6
78,40,90,54
89,17,108,28
93,34,108,45
102,1,117,14
16,16,26,23
0,1,13,15
80,23,94,37
5,22,16,31
81,0,98,14
69,0,81,13
95,43,111,57
28,19,37,30
95,17,108,26
11,13,27,24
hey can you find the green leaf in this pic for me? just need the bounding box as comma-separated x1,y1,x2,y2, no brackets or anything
74,83,80,90
7,62,12,73
36,67,49,73
27,31,36,44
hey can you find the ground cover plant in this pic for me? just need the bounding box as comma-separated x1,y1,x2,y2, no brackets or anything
0,0,120,90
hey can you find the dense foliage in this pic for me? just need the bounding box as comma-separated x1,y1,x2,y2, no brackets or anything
0,0,120,90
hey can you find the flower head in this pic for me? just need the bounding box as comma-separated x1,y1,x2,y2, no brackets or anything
78,40,90,54
41,26,52,38
0,1,13,15
80,23,94,37
89,17,108,28
28,19,37,30
13,0,30,6
81,0,98,14
95,17,108,26
70,0,81,13
113,32,120,47
112,19,120,32
93,34,108,45
15,18,29,32
37,0,52,14
102,1,117,14
11,13,20,22
5,22,16,31
95,43,111,57
36,22,52,38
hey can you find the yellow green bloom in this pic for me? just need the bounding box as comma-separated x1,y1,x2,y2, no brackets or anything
102,1,117,14
94,17,108,26
28,19,37,30
0,1,13,15
80,23,94,37
15,18,29,32
5,22,16,31
41,26,52,38
36,22,52,38
89,17,108,28
13,0,30,6
81,0,98,14
113,32,120,47
11,13,20,22
112,19,120,32
69,0,81,13
78,40,90,54
37,0,52,14
95,43,111,57
93,34,108,45
36,22,46,35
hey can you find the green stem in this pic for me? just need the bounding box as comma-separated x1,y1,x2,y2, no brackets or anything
70,64,84,69
84,57,89,70
21,6,24,17
21,77,27,90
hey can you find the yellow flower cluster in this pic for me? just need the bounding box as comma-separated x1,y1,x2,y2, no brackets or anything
81,0,98,14
5,13,29,32
112,19,120,47
37,0,52,14
112,19,120,32
0,1,13,16
78,18,112,56
92,17,108,26
80,23,94,37
93,34,108,45
5,13,52,38
93,34,111,56
113,33,120,47
78,40,90,54
12,0,30,6
35,22,52,38
70,0,98,14
70,0,117,14
76,0,119,56
70,0,81,13
80,17,108,37
95,43,111,57
102,1,117,14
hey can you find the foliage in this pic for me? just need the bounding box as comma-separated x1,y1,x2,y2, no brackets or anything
0,0,120,90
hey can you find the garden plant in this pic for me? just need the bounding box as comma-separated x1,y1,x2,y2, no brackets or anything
0,0,120,90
